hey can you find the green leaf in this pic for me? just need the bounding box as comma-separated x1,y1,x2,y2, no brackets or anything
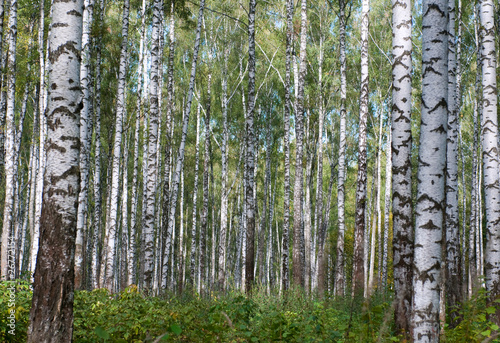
486,307,496,314
170,324,182,335
390,337,400,342
482,330,491,337
95,326,110,340
491,324,500,331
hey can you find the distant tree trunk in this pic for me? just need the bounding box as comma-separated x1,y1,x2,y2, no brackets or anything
0,0,18,279
160,2,174,291
245,0,257,294
411,1,448,341
142,0,160,291
334,0,347,297
120,133,130,290
91,0,104,289
368,148,380,296
200,101,211,296
0,0,5,180
104,0,129,292
292,0,307,289
282,0,293,293
27,0,83,339
190,104,201,290
391,0,413,334
75,0,94,290
129,0,147,286
218,24,230,290
163,0,205,292
304,119,313,293
478,0,500,309
353,0,369,297
445,0,462,326
258,122,271,285
382,130,391,290
314,32,325,295
178,169,185,294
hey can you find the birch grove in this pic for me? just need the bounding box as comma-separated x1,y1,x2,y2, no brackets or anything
0,0,499,338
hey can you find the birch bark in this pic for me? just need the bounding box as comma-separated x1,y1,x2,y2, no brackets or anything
391,0,413,333
75,0,94,290
479,0,500,308
292,0,307,288
411,1,448,341
27,0,83,339
103,0,129,291
353,0,369,296
0,0,18,279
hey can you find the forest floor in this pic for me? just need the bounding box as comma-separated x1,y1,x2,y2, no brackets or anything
1,279,499,342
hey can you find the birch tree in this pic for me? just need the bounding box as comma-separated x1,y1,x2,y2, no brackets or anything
142,0,160,291
0,0,18,279
292,0,307,289
411,0,448,340
103,0,130,291
282,0,293,293
163,0,205,291
27,0,83,339
353,0,369,296
334,0,347,297
245,0,257,294
391,0,413,334
479,0,500,308
75,0,95,290
445,0,462,324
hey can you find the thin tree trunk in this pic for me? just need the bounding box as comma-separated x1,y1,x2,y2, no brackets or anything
353,0,369,297
479,0,500,312
0,0,18,279
142,0,161,291
334,0,347,297
245,0,257,294
27,0,83,339
129,0,147,287
190,104,201,290
103,0,129,291
75,0,95,290
91,0,104,289
411,1,448,341
445,0,462,326
382,130,391,290
391,0,413,334
282,0,293,294
292,0,307,289
163,0,205,292
218,23,230,290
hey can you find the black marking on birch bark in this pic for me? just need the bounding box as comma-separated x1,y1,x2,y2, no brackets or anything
415,261,441,283
425,3,446,17
67,9,82,17
50,165,80,185
392,0,408,9
51,96,65,101
49,41,81,64
46,140,66,153
52,105,77,119
52,23,69,28
61,135,80,149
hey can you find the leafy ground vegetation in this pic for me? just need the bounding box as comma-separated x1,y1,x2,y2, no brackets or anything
1,279,500,342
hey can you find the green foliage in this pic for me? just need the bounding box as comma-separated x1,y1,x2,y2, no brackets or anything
0,281,406,342
0,279,32,342
445,288,500,343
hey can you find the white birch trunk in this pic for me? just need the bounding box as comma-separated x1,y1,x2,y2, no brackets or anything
334,0,347,297
391,0,413,333
190,104,201,290
353,0,369,296
142,0,160,290
104,0,129,291
411,1,448,340
479,0,500,305
0,0,18,279
27,0,83,338
75,0,94,290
